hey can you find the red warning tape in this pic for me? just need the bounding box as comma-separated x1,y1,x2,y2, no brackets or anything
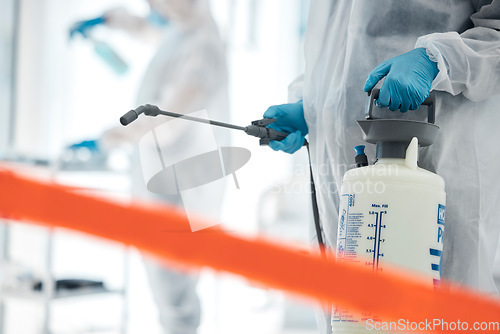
0,166,499,332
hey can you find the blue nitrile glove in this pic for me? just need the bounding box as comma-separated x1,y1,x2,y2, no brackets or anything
68,139,100,152
364,48,439,112
69,16,106,39
263,101,308,154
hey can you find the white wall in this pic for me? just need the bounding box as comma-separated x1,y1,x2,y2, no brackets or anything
0,0,16,157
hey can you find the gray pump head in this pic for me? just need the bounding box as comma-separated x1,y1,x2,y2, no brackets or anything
357,89,439,159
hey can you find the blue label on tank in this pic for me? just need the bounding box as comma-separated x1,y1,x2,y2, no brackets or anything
437,204,445,225
430,247,443,285
431,204,446,286
437,204,445,244
348,194,355,207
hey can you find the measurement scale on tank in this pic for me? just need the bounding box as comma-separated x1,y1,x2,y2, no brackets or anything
366,204,388,270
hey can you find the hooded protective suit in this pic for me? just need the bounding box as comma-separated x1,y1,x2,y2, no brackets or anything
101,1,229,333
286,1,500,332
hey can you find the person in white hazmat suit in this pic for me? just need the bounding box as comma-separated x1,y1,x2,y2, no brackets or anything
70,1,229,333
263,1,500,332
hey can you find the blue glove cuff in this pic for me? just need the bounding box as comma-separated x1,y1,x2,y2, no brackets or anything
91,16,107,25
69,16,107,39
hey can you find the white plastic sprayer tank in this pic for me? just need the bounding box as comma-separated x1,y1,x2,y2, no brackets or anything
338,137,445,272
332,138,446,333
331,89,446,333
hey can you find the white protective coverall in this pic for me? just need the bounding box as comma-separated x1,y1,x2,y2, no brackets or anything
288,1,500,332
102,0,229,333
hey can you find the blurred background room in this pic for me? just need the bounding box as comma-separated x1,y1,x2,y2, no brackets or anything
0,0,323,333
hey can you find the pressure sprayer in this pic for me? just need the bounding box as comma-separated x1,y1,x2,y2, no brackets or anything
331,89,446,333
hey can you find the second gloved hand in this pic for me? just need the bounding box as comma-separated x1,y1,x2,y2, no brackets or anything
364,48,439,112
263,101,308,154
69,16,106,39
68,139,100,152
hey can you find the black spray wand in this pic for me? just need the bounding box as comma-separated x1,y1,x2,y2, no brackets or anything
120,104,289,146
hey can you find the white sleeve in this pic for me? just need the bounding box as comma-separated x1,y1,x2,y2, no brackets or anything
415,0,500,101
104,8,160,42
288,74,305,103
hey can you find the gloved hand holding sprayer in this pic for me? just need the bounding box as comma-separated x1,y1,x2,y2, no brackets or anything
68,7,168,77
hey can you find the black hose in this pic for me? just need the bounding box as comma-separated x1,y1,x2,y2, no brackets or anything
305,140,326,258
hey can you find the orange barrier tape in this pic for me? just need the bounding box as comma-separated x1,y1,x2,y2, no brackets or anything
0,166,499,332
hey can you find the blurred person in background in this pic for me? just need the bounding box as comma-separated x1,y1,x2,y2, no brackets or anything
69,0,229,333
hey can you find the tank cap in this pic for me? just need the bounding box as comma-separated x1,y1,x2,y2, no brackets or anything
354,145,365,156
354,145,369,167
